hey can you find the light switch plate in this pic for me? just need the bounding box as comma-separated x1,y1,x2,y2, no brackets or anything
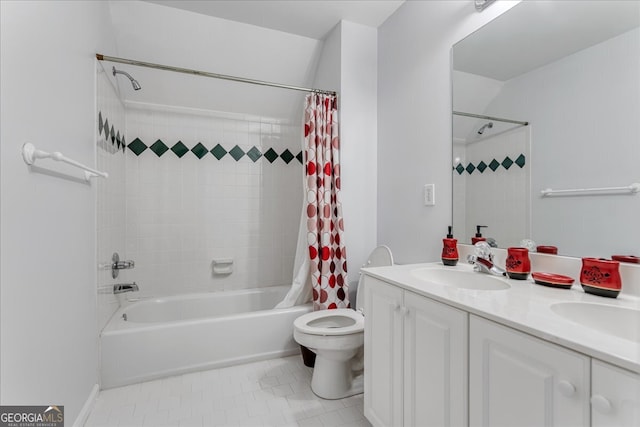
424,184,435,206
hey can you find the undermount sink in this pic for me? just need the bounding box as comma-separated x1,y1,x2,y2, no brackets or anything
410,268,511,291
550,302,640,343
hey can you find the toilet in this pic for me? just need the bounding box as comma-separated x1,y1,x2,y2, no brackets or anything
293,246,393,399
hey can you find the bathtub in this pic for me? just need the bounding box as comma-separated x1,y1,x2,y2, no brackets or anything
100,285,311,389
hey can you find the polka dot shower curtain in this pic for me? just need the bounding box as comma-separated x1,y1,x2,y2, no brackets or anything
304,93,349,311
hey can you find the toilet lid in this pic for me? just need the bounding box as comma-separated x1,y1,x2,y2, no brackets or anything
294,308,364,336
364,245,394,269
355,245,394,310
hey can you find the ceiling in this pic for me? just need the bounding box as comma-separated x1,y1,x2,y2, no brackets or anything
143,0,405,40
454,0,640,81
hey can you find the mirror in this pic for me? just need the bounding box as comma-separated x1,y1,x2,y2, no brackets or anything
452,0,640,257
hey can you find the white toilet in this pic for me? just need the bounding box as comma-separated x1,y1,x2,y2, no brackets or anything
293,246,393,399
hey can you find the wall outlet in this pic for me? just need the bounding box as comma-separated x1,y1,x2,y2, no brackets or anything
424,184,435,206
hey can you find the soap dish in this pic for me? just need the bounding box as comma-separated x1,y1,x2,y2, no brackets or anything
531,272,575,289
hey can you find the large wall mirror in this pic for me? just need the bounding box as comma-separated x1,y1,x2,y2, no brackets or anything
452,0,640,258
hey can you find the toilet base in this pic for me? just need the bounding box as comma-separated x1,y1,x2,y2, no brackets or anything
310,352,364,400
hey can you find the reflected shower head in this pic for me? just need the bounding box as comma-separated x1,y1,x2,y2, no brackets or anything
477,122,493,135
112,66,141,91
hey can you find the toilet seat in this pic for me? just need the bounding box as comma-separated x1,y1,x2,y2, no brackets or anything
294,308,364,336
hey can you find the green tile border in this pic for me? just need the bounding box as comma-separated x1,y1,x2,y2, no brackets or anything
98,111,126,153
98,112,304,164
454,154,526,175
125,136,303,164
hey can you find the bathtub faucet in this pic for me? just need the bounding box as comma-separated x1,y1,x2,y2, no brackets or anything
113,282,139,294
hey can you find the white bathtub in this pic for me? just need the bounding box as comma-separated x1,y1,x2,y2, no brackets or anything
100,285,311,389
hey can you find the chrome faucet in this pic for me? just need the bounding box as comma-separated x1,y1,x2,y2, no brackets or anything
467,255,506,276
113,282,139,294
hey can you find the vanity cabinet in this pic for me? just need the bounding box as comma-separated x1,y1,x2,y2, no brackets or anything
591,360,640,426
469,315,591,427
363,277,467,427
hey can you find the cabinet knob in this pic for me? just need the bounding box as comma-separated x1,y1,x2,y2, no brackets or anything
557,380,576,397
400,307,410,316
591,395,612,414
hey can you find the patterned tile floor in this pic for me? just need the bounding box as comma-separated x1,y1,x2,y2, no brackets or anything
85,355,371,427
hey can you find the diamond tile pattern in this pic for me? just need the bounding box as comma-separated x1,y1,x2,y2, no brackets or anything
502,156,513,170
264,148,278,163
149,139,169,157
98,111,126,154
98,112,104,135
280,149,294,164
229,145,245,161
171,141,189,158
119,126,304,165
457,155,526,175
210,144,227,160
191,142,208,159
128,138,147,156
247,146,262,162
465,163,476,174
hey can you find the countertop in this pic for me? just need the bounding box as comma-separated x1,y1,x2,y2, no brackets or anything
362,262,640,374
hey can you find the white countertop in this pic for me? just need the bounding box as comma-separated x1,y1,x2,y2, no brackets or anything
362,262,640,374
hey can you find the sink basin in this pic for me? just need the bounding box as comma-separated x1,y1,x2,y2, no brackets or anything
550,302,640,342
410,268,510,291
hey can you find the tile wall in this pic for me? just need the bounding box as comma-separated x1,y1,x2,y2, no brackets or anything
123,103,304,297
96,64,128,331
453,125,530,248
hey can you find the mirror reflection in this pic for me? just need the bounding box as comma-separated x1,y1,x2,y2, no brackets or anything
452,0,640,257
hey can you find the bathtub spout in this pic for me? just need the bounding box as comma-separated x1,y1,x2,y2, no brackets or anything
113,282,139,294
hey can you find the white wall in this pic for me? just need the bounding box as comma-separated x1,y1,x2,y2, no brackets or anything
377,0,519,263
107,1,321,119
338,21,378,282
312,21,378,284
0,0,116,423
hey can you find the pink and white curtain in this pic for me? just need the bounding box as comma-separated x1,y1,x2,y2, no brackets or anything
304,93,348,311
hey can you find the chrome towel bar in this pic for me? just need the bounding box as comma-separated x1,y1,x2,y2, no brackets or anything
541,183,640,197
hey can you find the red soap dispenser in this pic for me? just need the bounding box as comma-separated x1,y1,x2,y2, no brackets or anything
442,226,459,266
472,225,487,245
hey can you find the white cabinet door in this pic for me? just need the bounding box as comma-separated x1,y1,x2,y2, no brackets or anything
364,277,403,427
403,291,467,427
591,359,640,427
470,315,590,427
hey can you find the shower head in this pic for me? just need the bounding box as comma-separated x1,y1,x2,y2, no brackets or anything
112,66,141,91
477,122,493,135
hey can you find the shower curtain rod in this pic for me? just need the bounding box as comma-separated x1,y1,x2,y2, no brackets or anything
453,111,529,126
96,54,337,96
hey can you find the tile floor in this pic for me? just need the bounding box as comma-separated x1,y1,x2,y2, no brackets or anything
85,356,371,427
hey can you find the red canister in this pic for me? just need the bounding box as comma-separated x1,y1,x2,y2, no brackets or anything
536,245,558,255
506,247,531,280
580,258,621,298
